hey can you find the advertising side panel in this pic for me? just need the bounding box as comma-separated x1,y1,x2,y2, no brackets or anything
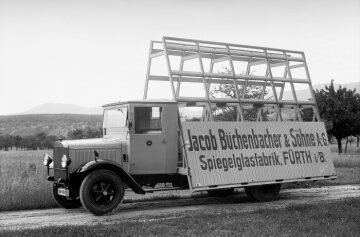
182,122,336,189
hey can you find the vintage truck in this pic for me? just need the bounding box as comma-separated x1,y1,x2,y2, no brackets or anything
43,37,336,215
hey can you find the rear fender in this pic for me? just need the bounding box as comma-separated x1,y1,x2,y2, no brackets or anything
74,159,145,194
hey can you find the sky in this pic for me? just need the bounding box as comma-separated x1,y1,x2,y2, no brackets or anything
0,0,359,115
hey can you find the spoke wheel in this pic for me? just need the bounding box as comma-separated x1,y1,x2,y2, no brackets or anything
245,184,281,202
91,181,116,205
52,185,81,209
80,169,124,215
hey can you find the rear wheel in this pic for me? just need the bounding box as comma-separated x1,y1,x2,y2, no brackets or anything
207,188,234,197
80,169,124,216
52,185,82,209
244,184,281,202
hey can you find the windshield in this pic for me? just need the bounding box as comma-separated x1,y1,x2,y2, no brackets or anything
103,107,128,136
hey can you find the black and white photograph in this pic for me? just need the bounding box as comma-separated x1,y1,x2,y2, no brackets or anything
0,0,359,236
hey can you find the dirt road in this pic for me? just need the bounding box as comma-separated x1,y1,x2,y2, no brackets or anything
1,185,359,231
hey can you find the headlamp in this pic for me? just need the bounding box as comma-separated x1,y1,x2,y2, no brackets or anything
61,154,71,168
43,153,53,167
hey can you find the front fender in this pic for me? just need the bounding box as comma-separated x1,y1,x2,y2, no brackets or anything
77,159,110,173
76,159,145,194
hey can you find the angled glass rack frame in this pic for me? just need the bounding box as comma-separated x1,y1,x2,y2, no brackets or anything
143,36,320,122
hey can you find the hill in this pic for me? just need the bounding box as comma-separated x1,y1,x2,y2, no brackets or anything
1,82,358,137
18,82,360,115
22,103,102,115
0,114,102,137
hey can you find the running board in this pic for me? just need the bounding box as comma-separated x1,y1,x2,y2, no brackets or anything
143,187,185,193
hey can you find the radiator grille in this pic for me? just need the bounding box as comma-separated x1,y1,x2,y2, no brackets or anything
53,146,67,181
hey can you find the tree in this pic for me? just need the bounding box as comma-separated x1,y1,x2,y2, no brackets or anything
35,132,47,150
44,135,57,149
14,136,22,150
345,136,356,153
0,136,4,150
210,67,270,121
315,80,360,154
67,128,85,140
84,126,102,138
2,135,14,151
20,136,38,150
355,93,360,147
67,127,102,140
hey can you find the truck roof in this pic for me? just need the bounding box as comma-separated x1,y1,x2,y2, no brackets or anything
102,99,177,108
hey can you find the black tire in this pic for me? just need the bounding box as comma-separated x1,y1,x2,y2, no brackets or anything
244,186,255,201
80,169,124,216
207,188,235,197
52,185,82,209
244,184,281,202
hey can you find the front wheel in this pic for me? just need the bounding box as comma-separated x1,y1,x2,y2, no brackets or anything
52,185,82,209
245,184,281,202
80,169,124,216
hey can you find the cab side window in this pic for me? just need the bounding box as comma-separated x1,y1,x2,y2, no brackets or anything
134,106,162,134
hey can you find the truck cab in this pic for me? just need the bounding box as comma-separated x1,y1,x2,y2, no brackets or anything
44,100,187,215
102,100,179,175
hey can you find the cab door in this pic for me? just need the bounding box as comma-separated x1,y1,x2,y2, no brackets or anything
129,104,167,174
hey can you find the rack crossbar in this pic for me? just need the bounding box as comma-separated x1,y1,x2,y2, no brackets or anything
143,36,320,122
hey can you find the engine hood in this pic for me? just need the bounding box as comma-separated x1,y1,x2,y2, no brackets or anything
55,137,123,150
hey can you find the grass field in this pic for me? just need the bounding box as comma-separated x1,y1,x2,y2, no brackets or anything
0,145,359,212
284,145,360,189
1,198,359,237
0,150,56,211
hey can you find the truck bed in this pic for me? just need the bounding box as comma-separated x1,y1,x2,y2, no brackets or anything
181,121,336,191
